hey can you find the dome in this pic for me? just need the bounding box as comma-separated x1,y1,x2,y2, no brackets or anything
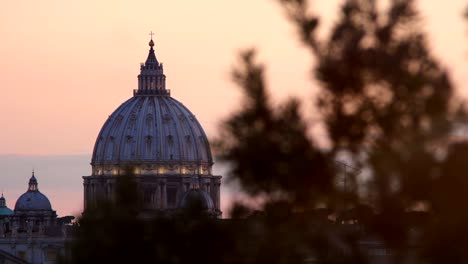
83,38,221,216
15,192,52,211
178,188,215,211
0,195,13,216
91,38,213,176
14,173,52,211
92,96,212,165
0,207,13,216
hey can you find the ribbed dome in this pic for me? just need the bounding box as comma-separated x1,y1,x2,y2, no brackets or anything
91,96,213,171
14,173,53,211
15,192,52,211
91,37,213,175
84,38,221,215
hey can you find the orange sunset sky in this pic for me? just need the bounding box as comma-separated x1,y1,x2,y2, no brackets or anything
1,0,468,217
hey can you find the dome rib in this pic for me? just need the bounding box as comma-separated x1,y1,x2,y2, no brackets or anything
135,97,149,160
179,103,201,162
178,102,212,162
141,97,155,160
164,99,185,161
154,97,163,160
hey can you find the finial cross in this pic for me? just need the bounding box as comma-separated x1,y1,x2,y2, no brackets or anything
149,31,155,40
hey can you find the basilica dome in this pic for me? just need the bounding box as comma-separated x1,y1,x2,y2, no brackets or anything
91,38,213,176
84,38,221,216
91,96,212,170
14,174,52,211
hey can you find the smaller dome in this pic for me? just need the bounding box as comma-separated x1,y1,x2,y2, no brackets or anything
15,192,52,211
0,195,13,216
178,189,215,211
0,207,13,216
14,173,53,211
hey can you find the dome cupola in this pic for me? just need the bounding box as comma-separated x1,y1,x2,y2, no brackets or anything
15,172,53,211
28,172,38,191
136,31,167,96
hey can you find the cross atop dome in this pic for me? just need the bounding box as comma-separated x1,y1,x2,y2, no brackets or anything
149,31,155,49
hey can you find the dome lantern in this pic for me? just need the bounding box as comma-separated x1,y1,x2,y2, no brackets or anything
28,170,38,191
0,194,6,207
135,31,168,96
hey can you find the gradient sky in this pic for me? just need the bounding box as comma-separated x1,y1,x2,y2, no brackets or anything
1,0,467,216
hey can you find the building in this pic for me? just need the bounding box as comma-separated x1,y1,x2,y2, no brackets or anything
12,172,57,232
83,37,222,217
0,37,222,263
0,174,69,264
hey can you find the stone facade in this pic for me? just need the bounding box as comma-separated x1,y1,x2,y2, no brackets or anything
0,175,71,264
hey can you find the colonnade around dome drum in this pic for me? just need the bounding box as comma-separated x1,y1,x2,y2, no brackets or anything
83,174,221,213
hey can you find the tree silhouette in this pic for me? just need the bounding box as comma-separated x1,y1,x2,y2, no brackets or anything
216,0,467,263
64,1,468,263
63,173,152,263
215,50,334,207
277,0,466,248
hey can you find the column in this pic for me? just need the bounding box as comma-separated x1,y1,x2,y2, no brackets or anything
106,183,111,201
210,180,216,206
215,183,221,210
162,182,167,209
83,181,89,210
109,182,114,203
156,184,161,209
90,183,95,207
200,178,206,192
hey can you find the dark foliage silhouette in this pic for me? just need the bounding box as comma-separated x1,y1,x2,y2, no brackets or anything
215,50,334,207
216,0,468,263
64,1,468,263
